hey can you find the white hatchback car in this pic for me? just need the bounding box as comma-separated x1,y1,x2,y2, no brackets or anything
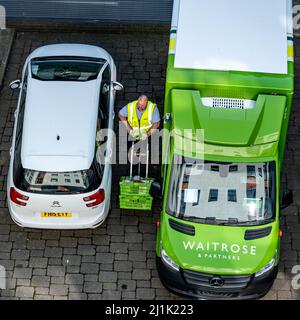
7,44,123,229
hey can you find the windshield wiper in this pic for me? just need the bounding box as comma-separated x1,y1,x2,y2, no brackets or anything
182,216,205,223
221,219,273,226
183,216,221,225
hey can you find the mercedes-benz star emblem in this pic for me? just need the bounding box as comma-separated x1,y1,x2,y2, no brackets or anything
209,277,224,288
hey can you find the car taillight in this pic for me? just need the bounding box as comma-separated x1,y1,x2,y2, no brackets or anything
10,187,29,206
83,189,105,207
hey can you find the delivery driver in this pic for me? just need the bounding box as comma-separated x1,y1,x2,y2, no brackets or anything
118,95,160,140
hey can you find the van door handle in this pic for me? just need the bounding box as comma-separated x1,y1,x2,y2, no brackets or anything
10,147,12,156
14,110,17,119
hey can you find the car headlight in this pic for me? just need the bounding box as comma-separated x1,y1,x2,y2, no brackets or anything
255,257,276,277
160,243,180,272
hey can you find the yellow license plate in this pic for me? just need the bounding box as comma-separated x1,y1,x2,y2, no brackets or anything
41,212,72,218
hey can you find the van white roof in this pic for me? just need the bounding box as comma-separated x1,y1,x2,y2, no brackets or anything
21,78,100,172
173,0,291,74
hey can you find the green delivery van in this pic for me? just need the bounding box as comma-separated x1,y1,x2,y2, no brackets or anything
155,0,295,299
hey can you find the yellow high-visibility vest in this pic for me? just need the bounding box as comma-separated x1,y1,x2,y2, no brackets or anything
127,100,157,139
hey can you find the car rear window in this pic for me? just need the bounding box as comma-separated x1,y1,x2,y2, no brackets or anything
15,162,102,194
31,57,105,82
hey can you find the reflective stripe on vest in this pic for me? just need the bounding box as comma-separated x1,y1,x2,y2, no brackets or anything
128,100,156,138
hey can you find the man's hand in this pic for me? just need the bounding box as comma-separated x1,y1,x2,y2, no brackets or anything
119,113,133,133
141,133,148,141
129,129,136,140
147,122,160,137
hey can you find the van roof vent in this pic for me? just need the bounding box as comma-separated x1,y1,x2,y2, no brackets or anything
202,98,256,110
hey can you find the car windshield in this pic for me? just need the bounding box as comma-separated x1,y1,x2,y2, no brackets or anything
16,163,101,194
167,155,276,226
31,57,105,82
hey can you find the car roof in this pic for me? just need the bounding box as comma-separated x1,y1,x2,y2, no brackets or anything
21,77,100,172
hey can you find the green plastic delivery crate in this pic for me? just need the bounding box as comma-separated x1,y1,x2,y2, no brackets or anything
119,177,154,195
119,194,153,211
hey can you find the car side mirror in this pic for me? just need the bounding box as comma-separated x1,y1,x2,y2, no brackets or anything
280,189,293,210
150,181,162,200
112,81,124,92
9,80,21,90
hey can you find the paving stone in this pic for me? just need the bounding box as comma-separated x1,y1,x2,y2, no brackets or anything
53,296,68,300
110,243,128,253
65,274,84,285
129,251,146,262
15,261,29,268
107,225,124,236
136,288,155,300
84,282,103,293
84,275,98,282
115,254,128,261
29,258,48,268
95,253,114,264
35,287,49,295
125,233,143,243
34,295,53,300
88,294,103,300
47,266,66,277
17,279,31,286
51,277,65,284
11,250,29,260
63,255,81,266
63,248,77,255
66,266,80,273
80,263,99,274
151,277,164,289
103,283,117,290
102,290,122,300
99,271,118,283
114,261,132,272
31,276,50,287
92,235,110,246
0,242,12,252
15,286,34,298
81,256,95,263
69,293,87,300
44,247,63,258
60,237,78,248
77,245,95,256
30,250,44,258
118,280,137,292
278,291,293,300
42,231,60,240
13,268,32,279
49,284,68,296
46,240,59,247
69,285,83,293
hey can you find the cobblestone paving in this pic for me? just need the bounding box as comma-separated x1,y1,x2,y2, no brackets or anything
0,29,14,87
0,29,299,300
